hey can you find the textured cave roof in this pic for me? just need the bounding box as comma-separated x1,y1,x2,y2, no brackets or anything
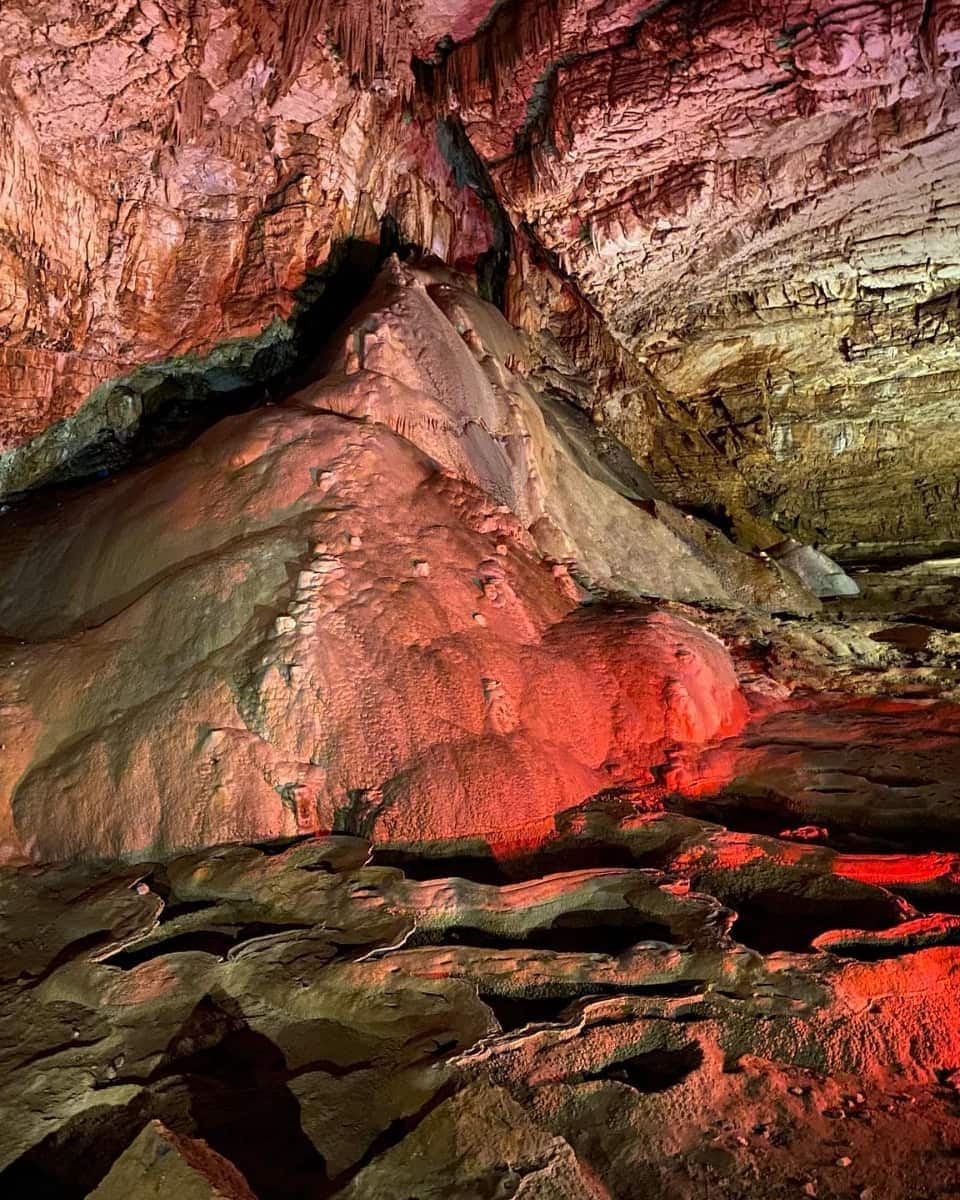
1,0,958,552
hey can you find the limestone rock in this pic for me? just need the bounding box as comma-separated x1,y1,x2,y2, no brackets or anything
3,1,958,559
3,8,960,1196
87,1121,257,1200
3,814,960,1198
0,262,813,866
339,1082,596,1199
0,1,492,491
767,540,860,599
425,0,960,553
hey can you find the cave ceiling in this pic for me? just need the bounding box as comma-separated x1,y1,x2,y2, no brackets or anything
1,0,959,554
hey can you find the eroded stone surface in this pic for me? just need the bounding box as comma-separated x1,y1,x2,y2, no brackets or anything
3,808,960,1199
0,262,812,866
2,8,960,1199
2,532,959,1195
3,2,959,557
424,0,960,554
88,1120,258,1200
0,0,492,486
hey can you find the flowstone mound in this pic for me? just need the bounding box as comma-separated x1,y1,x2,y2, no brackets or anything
0,261,800,865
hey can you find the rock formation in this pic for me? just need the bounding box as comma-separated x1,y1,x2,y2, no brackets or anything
434,0,960,555
2,260,819,865
6,815,960,1198
3,1,959,556
2,0,960,1197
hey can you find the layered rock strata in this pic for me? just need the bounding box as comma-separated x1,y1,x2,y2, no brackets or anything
3,2,959,555
6,807,960,1198
2,257,959,1198
435,0,960,552
2,3,960,1194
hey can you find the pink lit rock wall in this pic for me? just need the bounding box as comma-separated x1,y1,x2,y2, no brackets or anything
3,2,959,552
0,0,491,469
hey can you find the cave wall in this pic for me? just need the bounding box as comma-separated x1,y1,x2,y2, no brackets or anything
0,0,492,484
2,0,960,542
443,0,960,553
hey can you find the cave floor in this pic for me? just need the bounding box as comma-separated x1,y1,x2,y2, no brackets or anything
3,565,960,1200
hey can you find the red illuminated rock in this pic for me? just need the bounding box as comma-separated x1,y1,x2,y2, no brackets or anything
2,4,960,1196
5,824,960,1197
663,695,960,846
0,0,492,487
0,261,810,865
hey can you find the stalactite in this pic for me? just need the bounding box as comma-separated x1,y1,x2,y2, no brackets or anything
168,72,214,146
416,0,567,113
231,0,410,100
